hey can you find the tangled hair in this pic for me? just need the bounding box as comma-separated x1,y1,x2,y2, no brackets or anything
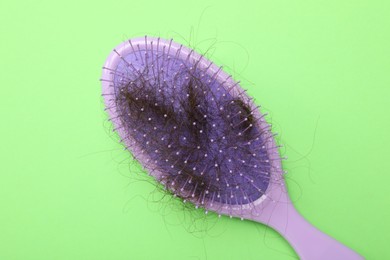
103,37,277,209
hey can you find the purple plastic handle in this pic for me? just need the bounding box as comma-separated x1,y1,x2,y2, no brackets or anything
249,199,364,260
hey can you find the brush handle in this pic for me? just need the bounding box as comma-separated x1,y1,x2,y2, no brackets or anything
255,201,364,260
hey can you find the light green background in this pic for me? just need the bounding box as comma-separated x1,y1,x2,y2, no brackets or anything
1,0,389,259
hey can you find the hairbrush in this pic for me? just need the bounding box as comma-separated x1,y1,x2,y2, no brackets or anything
100,36,363,260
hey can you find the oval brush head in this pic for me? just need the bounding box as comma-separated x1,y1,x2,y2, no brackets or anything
102,36,284,211
101,36,363,260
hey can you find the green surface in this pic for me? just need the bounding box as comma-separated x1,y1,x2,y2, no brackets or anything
0,0,389,259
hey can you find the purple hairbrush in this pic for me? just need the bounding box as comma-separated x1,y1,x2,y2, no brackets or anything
101,36,363,260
